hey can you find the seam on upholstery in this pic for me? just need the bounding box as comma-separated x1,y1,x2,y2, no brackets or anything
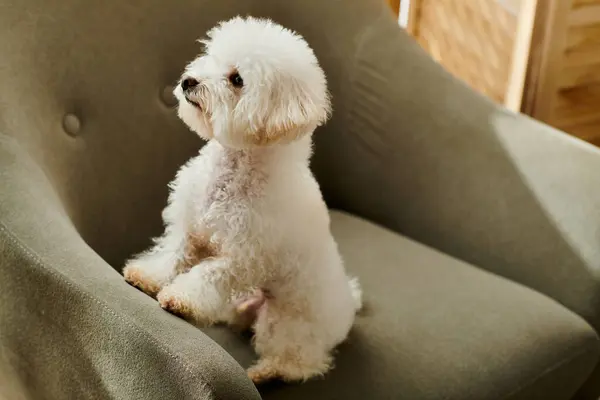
0,222,216,398
345,11,389,163
500,348,592,400
347,10,380,130
349,3,389,82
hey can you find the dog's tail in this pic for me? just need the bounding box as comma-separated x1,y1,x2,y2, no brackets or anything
348,276,363,313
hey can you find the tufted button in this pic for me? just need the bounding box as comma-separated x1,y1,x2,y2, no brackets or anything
62,114,81,136
160,85,178,108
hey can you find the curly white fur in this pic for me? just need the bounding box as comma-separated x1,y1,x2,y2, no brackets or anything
123,16,361,384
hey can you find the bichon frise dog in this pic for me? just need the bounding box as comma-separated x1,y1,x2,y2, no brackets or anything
123,16,362,383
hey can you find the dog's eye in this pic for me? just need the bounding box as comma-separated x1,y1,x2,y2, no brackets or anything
229,72,244,88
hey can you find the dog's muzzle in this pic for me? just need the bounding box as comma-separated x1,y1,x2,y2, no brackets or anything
181,77,202,109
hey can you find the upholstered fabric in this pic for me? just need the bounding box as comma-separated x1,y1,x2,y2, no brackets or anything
2,0,600,398
262,212,599,400
0,136,261,399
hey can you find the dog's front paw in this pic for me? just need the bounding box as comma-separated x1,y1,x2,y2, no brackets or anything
123,264,163,298
157,288,194,318
157,287,215,326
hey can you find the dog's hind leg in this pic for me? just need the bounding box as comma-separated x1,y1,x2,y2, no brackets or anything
229,289,268,332
247,298,334,383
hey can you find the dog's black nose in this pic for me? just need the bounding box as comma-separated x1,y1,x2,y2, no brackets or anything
181,77,199,91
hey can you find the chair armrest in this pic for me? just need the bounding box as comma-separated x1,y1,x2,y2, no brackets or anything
0,135,260,400
315,9,600,333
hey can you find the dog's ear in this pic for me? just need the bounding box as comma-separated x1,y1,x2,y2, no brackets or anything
260,76,331,144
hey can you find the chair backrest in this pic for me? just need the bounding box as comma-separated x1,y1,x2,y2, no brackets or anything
0,0,389,266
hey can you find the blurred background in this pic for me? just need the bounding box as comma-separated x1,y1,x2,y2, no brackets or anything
388,0,600,147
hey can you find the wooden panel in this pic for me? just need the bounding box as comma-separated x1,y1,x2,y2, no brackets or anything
552,83,600,124
573,0,600,8
406,0,421,35
559,120,600,144
565,23,600,58
405,0,600,146
387,0,400,16
522,0,571,121
563,48,600,67
549,0,600,145
563,23,600,74
412,0,517,103
569,5,600,26
505,0,538,111
558,62,600,88
555,83,600,108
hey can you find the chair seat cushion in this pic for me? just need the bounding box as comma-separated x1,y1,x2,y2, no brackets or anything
202,211,599,400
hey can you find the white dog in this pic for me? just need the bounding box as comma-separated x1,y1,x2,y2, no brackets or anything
123,16,362,383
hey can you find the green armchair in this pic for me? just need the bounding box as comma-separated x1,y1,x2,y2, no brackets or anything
1,0,599,399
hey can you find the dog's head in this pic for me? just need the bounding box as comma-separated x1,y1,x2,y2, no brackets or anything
174,16,331,149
